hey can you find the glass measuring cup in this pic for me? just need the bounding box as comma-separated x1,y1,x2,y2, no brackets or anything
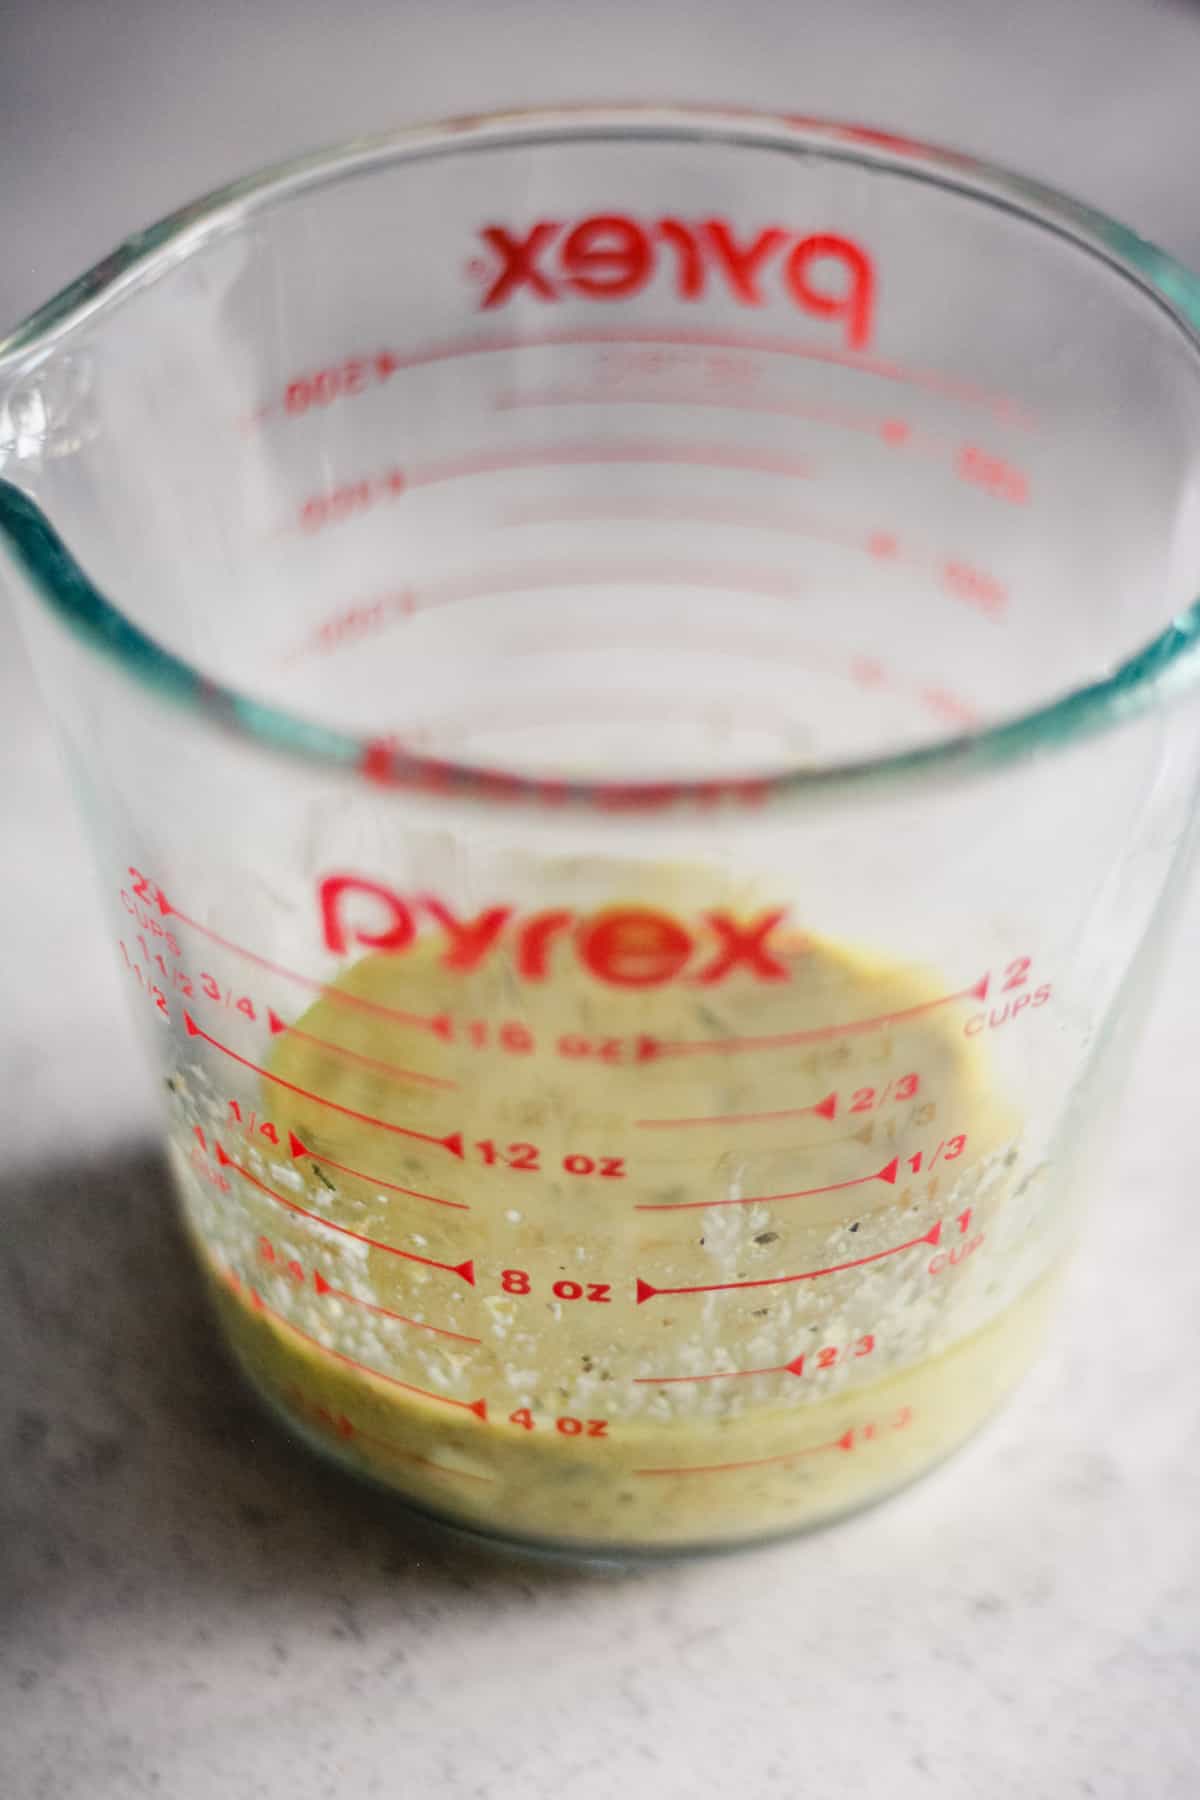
5,109,1200,1557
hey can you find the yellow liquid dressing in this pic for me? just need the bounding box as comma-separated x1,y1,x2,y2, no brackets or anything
174,916,1060,1552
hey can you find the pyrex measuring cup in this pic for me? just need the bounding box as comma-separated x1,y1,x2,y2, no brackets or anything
5,109,1200,1556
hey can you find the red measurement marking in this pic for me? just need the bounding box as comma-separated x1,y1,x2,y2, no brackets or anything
279,588,418,667
310,1268,480,1344
635,1351,811,1386
298,468,406,532
247,1285,487,1419
289,440,813,530
458,550,812,606
277,580,977,731
280,1381,355,1438
657,973,990,1057
286,1129,469,1213
158,888,448,1039
214,1142,475,1282
351,1424,496,1482
260,328,1031,426
184,1012,463,1158
281,350,402,418
634,1428,856,1477
500,494,926,562
259,1233,476,1340
922,687,977,726
296,557,814,668
494,382,945,451
942,558,1007,618
956,443,1029,504
635,1155,898,1214
266,1007,457,1091
281,1380,496,1483
406,438,812,488
637,1334,875,1386
636,1217,942,1302
635,1089,838,1130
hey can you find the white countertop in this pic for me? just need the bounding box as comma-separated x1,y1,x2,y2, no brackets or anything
4,4,1200,1795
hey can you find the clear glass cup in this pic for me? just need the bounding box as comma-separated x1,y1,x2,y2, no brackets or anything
4,108,1200,1557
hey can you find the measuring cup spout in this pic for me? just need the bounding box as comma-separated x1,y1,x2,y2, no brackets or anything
0,358,41,481
0,327,101,484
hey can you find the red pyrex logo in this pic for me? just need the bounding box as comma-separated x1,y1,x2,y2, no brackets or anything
473,215,876,349
319,878,790,988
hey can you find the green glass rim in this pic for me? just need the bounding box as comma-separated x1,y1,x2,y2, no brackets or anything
4,103,1200,813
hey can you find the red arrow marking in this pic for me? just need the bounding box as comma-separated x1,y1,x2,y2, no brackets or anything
635,1089,839,1130
635,1350,810,1386
280,1381,494,1481
278,1380,496,1481
635,1428,857,1477
635,1156,899,1213
184,1012,463,1158
246,1286,487,1419
267,1008,457,1091
635,1216,942,1302
655,975,990,1057
310,1268,480,1343
285,1129,468,1212
158,890,450,1037
214,1142,475,1281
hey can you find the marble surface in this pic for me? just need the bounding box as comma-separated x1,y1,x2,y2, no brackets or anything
4,3,1200,1794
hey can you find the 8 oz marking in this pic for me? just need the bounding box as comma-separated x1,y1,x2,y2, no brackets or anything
501,1269,613,1304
